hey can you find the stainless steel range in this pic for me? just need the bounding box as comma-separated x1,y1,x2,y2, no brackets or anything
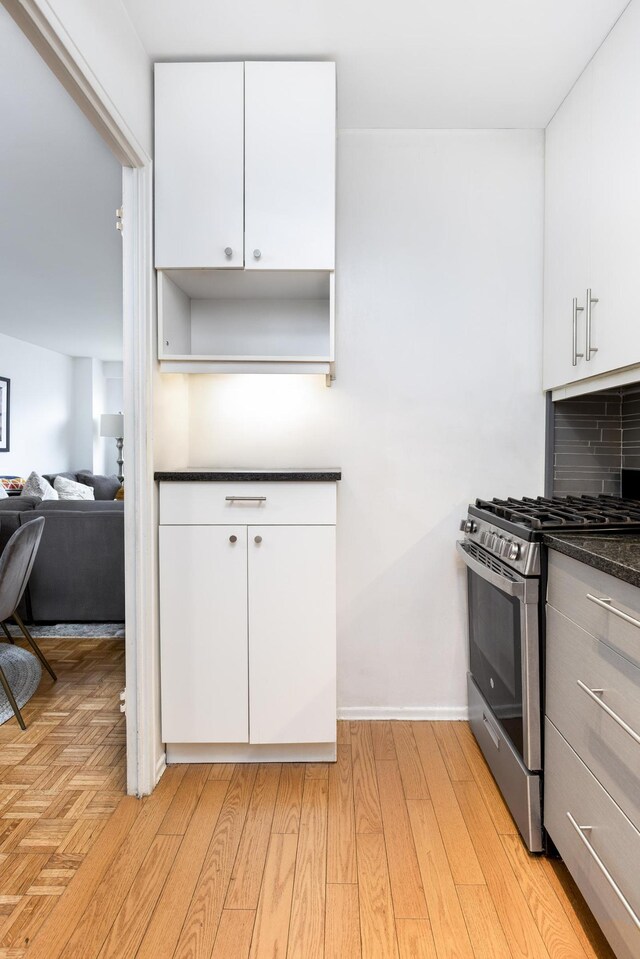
457,494,640,853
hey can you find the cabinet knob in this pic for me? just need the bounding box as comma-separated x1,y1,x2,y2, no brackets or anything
229,534,237,544
253,249,262,260
254,535,262,544
224,247,233,257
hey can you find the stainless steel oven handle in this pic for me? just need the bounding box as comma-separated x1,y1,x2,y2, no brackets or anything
456,541,525,598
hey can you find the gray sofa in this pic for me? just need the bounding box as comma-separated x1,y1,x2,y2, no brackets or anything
0,494,124,623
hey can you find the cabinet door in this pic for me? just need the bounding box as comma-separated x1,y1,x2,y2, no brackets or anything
543,66,592,391
248,525,336,744
588,0,640,379
155,62,244,269
159,525,248,743
244,62,336,271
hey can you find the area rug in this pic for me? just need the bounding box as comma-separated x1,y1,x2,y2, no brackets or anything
5,623,125,639
0,646,42,725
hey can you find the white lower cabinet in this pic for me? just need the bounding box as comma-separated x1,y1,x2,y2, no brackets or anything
159,525,249,744
158,482,337,758
248,525,336,744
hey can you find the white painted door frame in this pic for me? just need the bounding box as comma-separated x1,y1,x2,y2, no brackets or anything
2,0,162,794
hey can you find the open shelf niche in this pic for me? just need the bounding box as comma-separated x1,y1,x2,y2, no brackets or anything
158,269,335,376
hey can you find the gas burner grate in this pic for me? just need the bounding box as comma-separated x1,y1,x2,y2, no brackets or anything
474,495,640,531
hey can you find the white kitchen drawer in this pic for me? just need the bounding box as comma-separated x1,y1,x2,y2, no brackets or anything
547,550,640,669
546,604,640,829
159,481,336,526
545,719,640,959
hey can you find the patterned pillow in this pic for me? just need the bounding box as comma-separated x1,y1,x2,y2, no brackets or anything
0,476,25,493
53,475,95,501
21,472,58,501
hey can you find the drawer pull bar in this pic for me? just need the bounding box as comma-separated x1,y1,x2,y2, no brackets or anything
566,812,640,932
577,680,640,746
586,593,640,630
482,712,500,750
225,496,267,503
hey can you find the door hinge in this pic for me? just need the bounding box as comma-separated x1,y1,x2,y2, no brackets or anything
119,688,126,714
116,207,124,233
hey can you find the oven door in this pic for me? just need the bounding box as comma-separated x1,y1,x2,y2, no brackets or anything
456,540,540,771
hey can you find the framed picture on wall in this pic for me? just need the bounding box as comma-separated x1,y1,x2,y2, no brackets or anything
0,377,10,453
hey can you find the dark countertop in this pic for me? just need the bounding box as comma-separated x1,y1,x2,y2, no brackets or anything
543,532,640,588
154,468,341,482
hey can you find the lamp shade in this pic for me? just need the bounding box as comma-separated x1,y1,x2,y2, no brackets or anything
100,413,124,438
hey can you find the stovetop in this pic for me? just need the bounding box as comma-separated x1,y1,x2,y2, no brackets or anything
472,495,640,534
460,494,640,578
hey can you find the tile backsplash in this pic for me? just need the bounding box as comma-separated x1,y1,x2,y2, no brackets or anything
553,384,640,496
553,390,622,496
622,387,640,470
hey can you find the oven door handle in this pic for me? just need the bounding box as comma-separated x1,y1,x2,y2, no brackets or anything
456,540,525,599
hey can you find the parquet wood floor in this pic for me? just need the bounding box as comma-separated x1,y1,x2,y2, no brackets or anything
0,648,616,958
0,637,125,956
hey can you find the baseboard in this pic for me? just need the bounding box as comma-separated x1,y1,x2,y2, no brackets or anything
154,753,167,785
337,705,469,721
166,742,337,764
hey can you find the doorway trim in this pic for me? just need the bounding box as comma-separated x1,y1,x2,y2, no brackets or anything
2,0,161,794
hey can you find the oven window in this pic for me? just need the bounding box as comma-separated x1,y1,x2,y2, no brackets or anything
467,570,524,757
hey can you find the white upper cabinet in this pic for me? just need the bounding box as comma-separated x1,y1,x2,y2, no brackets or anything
154,63,245,269
588,4,640,381
244,63,336,271
543,65,591,392
154,61,335,272
543,1,640,392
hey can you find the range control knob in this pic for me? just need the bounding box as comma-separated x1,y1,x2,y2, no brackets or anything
499,538,512,558
459,519,477,534
507,542,521,561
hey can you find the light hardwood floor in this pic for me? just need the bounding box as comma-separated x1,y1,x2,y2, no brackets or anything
0,640,615,958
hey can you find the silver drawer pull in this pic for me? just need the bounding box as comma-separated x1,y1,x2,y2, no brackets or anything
566,812,640,932
577,680,640,746
225,496,267,503
586,593,640,630
482,712,500,750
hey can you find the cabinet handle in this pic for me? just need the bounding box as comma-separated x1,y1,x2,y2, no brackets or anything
482,711,500,750
566,812,640,932
229,534,237,544
586,593,640,630
585,288,599,361
577,680,640,746
572,297,584,367
224,247,233,257
253,249,261,260
225,496,267,503
254,535,263,544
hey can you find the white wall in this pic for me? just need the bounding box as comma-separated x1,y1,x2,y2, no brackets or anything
185,130,546,715
0,4,124,363
72,358,124,475
33,0,152,158
0,331,75,476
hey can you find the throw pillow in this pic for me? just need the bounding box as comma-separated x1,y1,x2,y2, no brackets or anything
21,471,58,501
0,476,25,493
0,486,7,499
76,470,122,501
54,475,95,501
115,485,124,501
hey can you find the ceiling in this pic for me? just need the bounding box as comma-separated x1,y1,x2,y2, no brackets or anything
0,5,123,361
123,0,631,128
